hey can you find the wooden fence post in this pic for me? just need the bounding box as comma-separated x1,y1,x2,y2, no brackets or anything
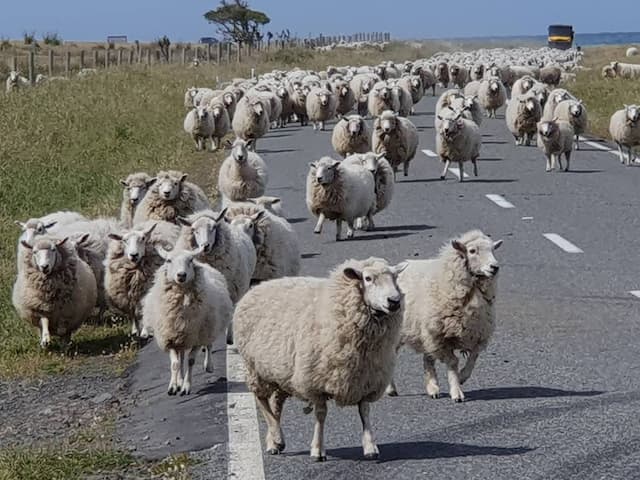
206,44,211,62
105,49,109,68
237,42,241,63
117,48,123,66
48,50,54,76
128,49,134,65
79,50,85,70
28,50,35,85
65,52,71,77
12,56,18,72
93,50,99,68
145,49,151,65
181,48,186,65
217,43,222,63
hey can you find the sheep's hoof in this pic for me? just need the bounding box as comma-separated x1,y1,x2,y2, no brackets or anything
545,168,551,173
440,175,445,180
364,453,379,460
403,171,408,176
430,393,440,399
312,455,327,462
387,389,398,397
266,448,281,456
276,442,286,452
453,397,464,403
302,405,313,414
313,228,321,234
167,386,178,396
180,387,190,396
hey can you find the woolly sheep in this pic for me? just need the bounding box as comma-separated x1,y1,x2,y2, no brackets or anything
306,87,337,131
398,75,424,112
5,71,29,93
133,171,210,225
529,81,550,109
602,65,617,79
344,151,395,217
246,196,284,217
13,237,97,347
142,246,233,395
184,106,215,151
15,211,87,248
391,82,413,117
217,138,268,205
627,47,639,57
436,111,482,181
333,79,356,116
449,64,469,88
505,93,542,146
471,63,485,81
306,157,376,240
232,95,270,151
367,82,398,118
610,61,640,80
275,85,293,128
536,119,575,172
371,110,419,178
609,104,640,165
350,73,377,116
450,95,484,127
331,115,371,158
234,257,408,460
477,77,507,118
436,62,450,87
554,99,588,149
542,88,575,121
290,86,309,127
256,90,283,128
207,98,231,150
221,90,238,121
386,231,502,402
511,75,536,97
120,173,156,229
539,65,562,87
412,64,437,96
435,89,464,118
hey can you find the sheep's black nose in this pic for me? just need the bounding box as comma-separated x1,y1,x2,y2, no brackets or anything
129,253,139,262
387,298,401,312
177,272,187,283
490,265,500,274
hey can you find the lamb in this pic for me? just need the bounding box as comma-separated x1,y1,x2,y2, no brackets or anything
232,95,270,151
217,138,268,205
609,104,640,165
13,237,97,347
305,157,376,240
207,98,231,150
331,115,371,158
5,71,29,93
224,204,300,281
505,93,542,146
367,82,398,118
141,245,233,395
306,87,337,131
183,106,215,151
333,79,356,116
542,88,575,121
477,77,507,118
536,118,575,172
610,61,640,80
344,152,395,217
133,170,210,225
539,65,562,87
120,172,156,228
436,111,482,181
386,231,502,402
449,64,469,88
553,99,588,149
233,257,408,460
371,110,419,178
436,62,450,87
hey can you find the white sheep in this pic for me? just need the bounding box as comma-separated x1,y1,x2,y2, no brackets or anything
463,80,481,97
539,65,562,87
183,105,215,151
217,138,268,205
306,87,337,131
120,172,156,229
331,115,371,158
627,47,639,57
207,98,231,150
477,77,507,118
505,93,542,146
247,196,284,217
333,79,356,116
553,99,588,149
391,82,413,117
142,246,233,395
234,257,408,460
371,110,419,178
5,71,29,93
386,231,501,402
511,75,536,97
15,211,87,248
232,95,270,151
610,61,640,79
367,82,398,118
275,85,293,128
609,104,640,165
398,75,424,113
412,64,437,96
344,151,395,220
436,111,482,181
350,73,378,116
536,118,575,172
542,88,575,121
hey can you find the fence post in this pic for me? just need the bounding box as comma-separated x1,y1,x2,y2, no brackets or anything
206,44,211,62
48,50,54,76
128,49,134,65
168,47,173,64
155,50,161,64
226,42,231,63
237,42,241,63
28,50,35,85
65,52,71,77
181,48,186,65
12,56,18,72
145,49,151,65
93,50,99,68
79,50,85,70
105,49,109,68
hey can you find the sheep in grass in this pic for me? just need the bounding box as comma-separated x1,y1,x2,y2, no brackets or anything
120,173,156,228
554,99,588,149
609,104,640,165
305,157,376,241
133,171,210,225
217,138,268,206
232,95,270,151
15,211,87,248
477,77,507,118
385,231,501,402
610,61,640,80
537,118,575,172
436,111,482,181
372,110,419,179
183,105,215,151
13,237,97,347
234,257,408,460
142,246,233,395
5,71,29,93
331,115,371,158
505,94,542,146
221,90,238,121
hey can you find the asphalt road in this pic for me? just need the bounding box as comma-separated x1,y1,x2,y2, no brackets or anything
120,90,640,480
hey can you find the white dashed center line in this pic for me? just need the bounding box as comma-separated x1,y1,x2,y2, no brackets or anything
486,194,515,209
422,149,438,157
630,291,640,298
449,167,469,180
543,233,584,253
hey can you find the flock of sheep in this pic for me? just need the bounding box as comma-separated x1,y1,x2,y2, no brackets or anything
9,44,640,462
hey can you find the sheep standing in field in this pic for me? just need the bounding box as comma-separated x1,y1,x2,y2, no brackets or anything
13,237,97,347
15,211,87,249
232,95,270,151
234,257,408,460
436,62,450,87
120,173,156,228
5,71,29,93
449,64,469,88
368,82,398,118
477,77,507,118
142,246,233,395
306,157,376,240
436,111,482,181
537,118,575,172
331,115,371,158
386,231,501,402
554,99,588,149
610,61,640,79
306,87,337,131
602,65,617,79
505,94,542,146
207,98,231,150
218,138,268,205
333,80,356,116
609,104,640,165
344,152,395,222
372,110,419,178
184,105,215,151
133,170,210,225
627,47,639,57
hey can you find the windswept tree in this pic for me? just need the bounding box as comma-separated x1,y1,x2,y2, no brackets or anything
204,0,270,45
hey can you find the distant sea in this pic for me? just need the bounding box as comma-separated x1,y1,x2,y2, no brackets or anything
431,31,640,47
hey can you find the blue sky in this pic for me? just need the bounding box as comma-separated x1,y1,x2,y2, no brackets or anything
2,0,639,42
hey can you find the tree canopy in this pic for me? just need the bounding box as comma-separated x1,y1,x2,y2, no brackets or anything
204,0,270,44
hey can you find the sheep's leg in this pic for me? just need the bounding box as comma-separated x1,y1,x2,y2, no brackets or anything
313,213,325,234
442,350,464,403
459,348,480,385
346,220,356,239
403,159,409,177
575,134,580,150
556,153,563,171
211,136,218,152
358,401,379,459
385,378,398,397
39,317,51,348
629,146,636,165
226,321,234,345
564,151,571,172
545,155,552,172
310,400,328,461
472,157,479,177
617,143,625,164
131,318,139,336
203,345,214,373
256,395,285,455
440,159,450,180
335,219,343,241
423,354,440,399
366,212,375,231
457,161,464,182
168,349,181,395
194,137,201,151
178,351,184,388
268,390,287,452
319,121,325,131
180,348,196,396
432,85,436,96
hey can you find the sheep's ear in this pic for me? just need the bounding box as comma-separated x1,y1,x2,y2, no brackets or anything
246,139,255,148
145,222,158,236
215,208,228,222
156,246,170,260
493,240,504,250
179,174,188,183
146,177,157,188
341,116,349,122
376,151,387,160
552,116,559,122
224,139,234,149
309,162,317,169
270,197,281,205
120,179,129,187
14,220,26,229
43,221,57,229
56,237,68,247
251,210,266,222
436,114,443,121
392,261,409,276
343,267,362,281
451,240,467,256
108,233,123,241
190,245,205,258
177,216,191,227
77,233,90,245
20,240,33,250
331,160,341,169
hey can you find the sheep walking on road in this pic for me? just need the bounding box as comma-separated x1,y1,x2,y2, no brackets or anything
609,104,640,165
537,118,575,172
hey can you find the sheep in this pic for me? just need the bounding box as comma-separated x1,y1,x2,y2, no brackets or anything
627,47,639,57
391,82,413,117
290,86,309,127
207,98,231,150
455,95,484,127
529,81,550,110
609,104,640,166
477,77,507,118
217,138,268,205
449,64,469,88
5,71,29,93
610,61,640,80
306,87,337,131
435,89,464,118
505,93,542,146
233,257,408,460
13,237,97,347
331,115,371,158
232,95,270,151
536,118,575,172
371,110,419,178
133,170,210,225
184,87,199,109
471,63,485,81
411,64,437,96
333,79,356,116
511,75,536,97
183,105,215,151
305,157,376,240
386,231,502,402
398,75,424,112
221,90,238,121
463,80,481,97
344,152,395,217
436,111,482,181
602,65,617,79
350,73,377,116
246,196,284,217
554,99,588,149
539,65,562,87
141,245,233,395
120,173,156,228
436,62,450,87
367,82,398,118
256,90,283,128
15,211,87,248
542,88,575,121
275,85,293,128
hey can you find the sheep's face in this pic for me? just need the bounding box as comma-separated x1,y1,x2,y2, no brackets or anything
276,87,287,99
523,98,537,113
310,159,339,185
345,116,363,137
122,176,155,206
523,78,533,91
343,261,408,315
625,105,640,123
452,236,502,279
538,121,558,138
362,80,373,94
375,66,385,77
28,239,67,274
161,248,201,285
377,86,390,100
231,140,250,164
211,104,224,119
489,80,500,93
473,65,484,77
440,118,463,139
157,175,185,201
569,103,583,118
437,63,447,74
16,219,56,245
316,91,330,107
223,92,235,107
251,101,264,117
228,210,264,246
410,77,421,89
360,152,385,174
379,112,397,134
250,196,281,214
450,66,460,76
554,92,569,105
463,96,476,110
122,232,147,264
190,217,218,253
196,106,209,122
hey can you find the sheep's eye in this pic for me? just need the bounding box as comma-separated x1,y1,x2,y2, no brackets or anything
469,248,477,255
364,276,372,282
166,259,172,264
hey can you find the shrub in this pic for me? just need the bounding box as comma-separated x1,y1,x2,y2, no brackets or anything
42,32,62,46
23,31,36,45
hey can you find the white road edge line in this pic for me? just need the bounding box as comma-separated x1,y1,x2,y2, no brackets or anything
449,167,469,179
543,233,584,253
422,149,438,157
486,194,515,209
227,346,265,480
579,137,611,152
630,291,640,298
